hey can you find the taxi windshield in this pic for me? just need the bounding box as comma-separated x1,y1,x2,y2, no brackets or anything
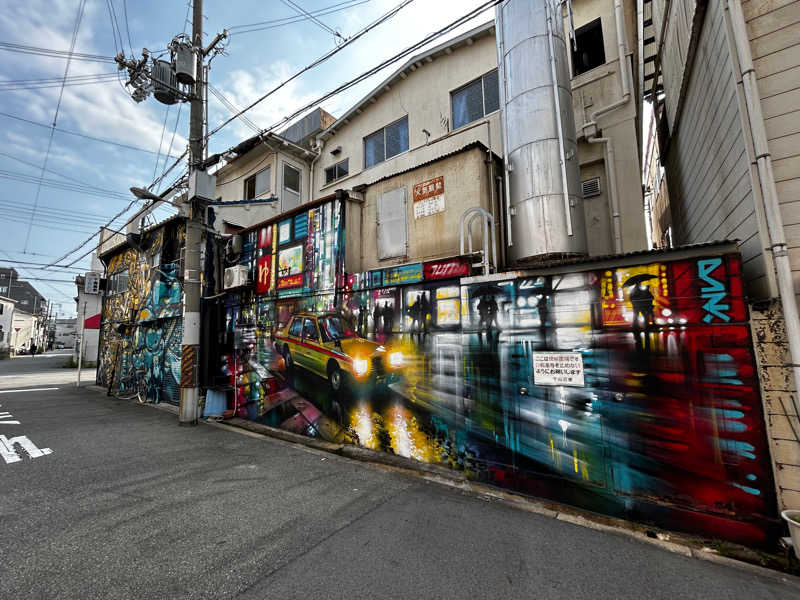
319,316,355,342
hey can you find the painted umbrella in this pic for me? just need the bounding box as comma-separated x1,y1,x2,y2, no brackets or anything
622,273,659,288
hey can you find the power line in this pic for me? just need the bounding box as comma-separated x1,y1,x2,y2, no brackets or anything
0,111,172,156
153,105,171,180
156,103,184,192
24,0,87,253
227,0,370,35
280,0,342,39
207,0,417,139
210,0,497,145
0,259,87,270
0,169,135,202
122,0,135,55
0,41,116,63
0,72,119,90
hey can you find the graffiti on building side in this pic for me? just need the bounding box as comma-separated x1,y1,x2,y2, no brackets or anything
215,200,775,546
97,220,185,404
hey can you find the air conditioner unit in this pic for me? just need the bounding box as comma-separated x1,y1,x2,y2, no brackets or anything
224,265,249,290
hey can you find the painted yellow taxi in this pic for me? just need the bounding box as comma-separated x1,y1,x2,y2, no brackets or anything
274,312,406,391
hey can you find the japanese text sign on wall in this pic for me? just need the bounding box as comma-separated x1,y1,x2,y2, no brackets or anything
277,273,303,290
533,352,585,387
384,263,423,285
258,226,272,250
413,176,445,219
256,256,271,294
423,257,470,281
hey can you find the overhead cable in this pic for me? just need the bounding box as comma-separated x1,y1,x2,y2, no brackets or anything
210,0,498,144
0,110,176,156
24,0,87,253
207,0,417,139
0,41,116,63
227,0,370,35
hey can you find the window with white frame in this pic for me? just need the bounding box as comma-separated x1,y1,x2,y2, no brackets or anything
282,163,301,212
451,69,500,130
324,159,349,185
364,116,409,169
244,166,271,200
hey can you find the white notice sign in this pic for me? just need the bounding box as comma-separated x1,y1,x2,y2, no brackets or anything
533,352,585,387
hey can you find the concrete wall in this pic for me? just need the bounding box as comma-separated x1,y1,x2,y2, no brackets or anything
751,300,800,512
570,0,647,253
0,297,13,352
11,311,38,351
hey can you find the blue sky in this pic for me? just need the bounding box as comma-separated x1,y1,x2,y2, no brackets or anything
0,0,493,316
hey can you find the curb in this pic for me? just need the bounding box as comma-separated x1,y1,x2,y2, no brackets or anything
84,385,800,587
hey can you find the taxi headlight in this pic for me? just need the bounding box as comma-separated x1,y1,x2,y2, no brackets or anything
388,351,404,369
353,357,369,377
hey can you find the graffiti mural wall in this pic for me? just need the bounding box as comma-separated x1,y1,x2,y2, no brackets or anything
97,219,185,404
219,234,776,545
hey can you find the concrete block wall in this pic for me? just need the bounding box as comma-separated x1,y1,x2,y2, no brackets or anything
751,299,800,511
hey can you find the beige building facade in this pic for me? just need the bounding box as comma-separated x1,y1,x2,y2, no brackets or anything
644,0,800,513
315,10,647,271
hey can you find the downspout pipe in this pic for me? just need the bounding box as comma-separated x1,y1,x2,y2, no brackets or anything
547,0,573,236
587,132,623,253
726,0,800,416
580,0,630,254
495,4,513,249
309,139,322,204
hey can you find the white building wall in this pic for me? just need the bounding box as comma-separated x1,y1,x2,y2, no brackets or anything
0,297,14,352
213,145,312,233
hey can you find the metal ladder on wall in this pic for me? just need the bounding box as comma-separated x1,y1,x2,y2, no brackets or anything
460,207,498,276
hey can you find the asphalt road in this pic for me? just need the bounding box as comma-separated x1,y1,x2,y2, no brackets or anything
0,356,797,599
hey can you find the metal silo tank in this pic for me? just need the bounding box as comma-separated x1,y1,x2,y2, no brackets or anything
497,0,587,263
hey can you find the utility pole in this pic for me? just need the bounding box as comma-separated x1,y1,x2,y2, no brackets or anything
179,0,205,426
121,0,226,425
76,302,86,386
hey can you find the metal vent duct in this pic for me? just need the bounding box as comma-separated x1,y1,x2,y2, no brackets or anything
496,0,587,263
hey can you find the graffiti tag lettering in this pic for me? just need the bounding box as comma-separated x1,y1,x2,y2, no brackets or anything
698,258,731,323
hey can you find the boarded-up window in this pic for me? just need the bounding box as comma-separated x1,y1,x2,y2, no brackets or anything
377,187,407,260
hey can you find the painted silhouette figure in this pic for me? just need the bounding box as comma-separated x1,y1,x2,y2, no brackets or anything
630,284,655,329
382,303,394,338
419,293,431,335
373,302,382,336
357,303,366,337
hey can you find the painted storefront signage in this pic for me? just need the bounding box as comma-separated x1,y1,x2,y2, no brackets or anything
413,175,445,219
533,352,585,387
277,273,303,290
256,255,271,294
384,263,423,286
423,256,470,280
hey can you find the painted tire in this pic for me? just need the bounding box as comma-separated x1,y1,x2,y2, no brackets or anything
328,363,342,392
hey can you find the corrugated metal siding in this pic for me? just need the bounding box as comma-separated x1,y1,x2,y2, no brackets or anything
744,0,800,296
651,0,698,130
664,0,764,289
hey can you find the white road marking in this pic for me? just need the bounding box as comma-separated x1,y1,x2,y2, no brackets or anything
0,413,21,424
0,435,53,464
0,387,60,394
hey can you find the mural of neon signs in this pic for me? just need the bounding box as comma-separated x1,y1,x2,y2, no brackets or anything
278,245,303,289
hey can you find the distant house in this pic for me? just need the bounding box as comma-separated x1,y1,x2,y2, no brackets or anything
0,295,15,356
